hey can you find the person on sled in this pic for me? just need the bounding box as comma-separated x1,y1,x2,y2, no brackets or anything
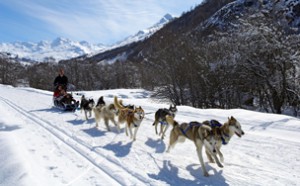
53,69,78,108
54,68,68,90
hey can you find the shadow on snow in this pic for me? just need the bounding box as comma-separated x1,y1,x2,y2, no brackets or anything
102,141,133,157
145,138,166,153
0,123,21,132
82,127,106,137
148,161,228,186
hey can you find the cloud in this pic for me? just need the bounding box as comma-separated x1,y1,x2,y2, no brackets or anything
0,0,202,44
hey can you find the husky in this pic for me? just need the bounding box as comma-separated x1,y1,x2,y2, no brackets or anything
203,116,245,164
152,104,177,140
166,115,223,177
114,96,144,141
80,95,95,120
95,96,106,107
93,102,118,131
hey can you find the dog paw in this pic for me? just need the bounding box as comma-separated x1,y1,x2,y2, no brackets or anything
218,163,224,168
203,172,209,177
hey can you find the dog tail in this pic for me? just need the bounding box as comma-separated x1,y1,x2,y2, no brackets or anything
114,96,124,110
201,125,212,131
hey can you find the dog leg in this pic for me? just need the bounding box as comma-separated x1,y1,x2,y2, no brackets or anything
95,119,99,128
84,111,88,120
216,147,224,163
159,123,164,136
132,126,139,141
214,155,223,168
166,130,178,153
204,140,223,168
195,141,209,177
94,110,99,127
153,121,159,135
211,152,223,168
205,149,215,163
125,123,129,136
112,119,120,133
161,124,169,140
116,122,121,133
104,118,110,131
128,125,133,139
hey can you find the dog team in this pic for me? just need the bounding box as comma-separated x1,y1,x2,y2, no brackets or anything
80,95,245,177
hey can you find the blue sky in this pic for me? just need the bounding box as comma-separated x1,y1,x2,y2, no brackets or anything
0,0,202,45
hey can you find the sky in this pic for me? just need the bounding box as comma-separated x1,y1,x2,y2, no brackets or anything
0,0,202,45
1,84,300,185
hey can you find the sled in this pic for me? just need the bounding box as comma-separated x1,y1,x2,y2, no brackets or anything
53,97,79,112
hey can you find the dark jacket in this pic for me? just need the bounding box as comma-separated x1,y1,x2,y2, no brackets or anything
54,75,68,87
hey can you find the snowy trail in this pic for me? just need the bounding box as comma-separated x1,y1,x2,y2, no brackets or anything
0,95,155,186
1,85,300,186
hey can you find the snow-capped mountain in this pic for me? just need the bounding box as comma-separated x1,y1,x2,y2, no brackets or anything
0,14,174,63
203,0,300,31
115,13,174,47
0,37,106,62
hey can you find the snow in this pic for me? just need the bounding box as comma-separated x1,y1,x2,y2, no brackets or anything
0,84,300,186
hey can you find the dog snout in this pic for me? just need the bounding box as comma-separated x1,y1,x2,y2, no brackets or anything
242,130,245,135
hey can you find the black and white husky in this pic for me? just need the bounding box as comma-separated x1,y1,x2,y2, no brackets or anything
80,95,95,120
152,104,177,139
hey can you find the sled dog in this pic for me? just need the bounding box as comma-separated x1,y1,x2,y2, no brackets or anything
114,96,144,141
152,104,177,139
93,102,118,131
80,95,95,120
203,116,245,163
166,115,223,177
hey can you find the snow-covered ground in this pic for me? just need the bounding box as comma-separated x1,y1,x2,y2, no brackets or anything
0,84,299,186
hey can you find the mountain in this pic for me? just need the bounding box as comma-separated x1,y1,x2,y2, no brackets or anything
0,14,174,63
113,14,174,48
75,0,300,65
86,13,175,58
0,37,106,62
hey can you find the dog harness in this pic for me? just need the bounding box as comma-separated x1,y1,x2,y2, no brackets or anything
159,121,168,125
209,120,229,145
179,122,203,137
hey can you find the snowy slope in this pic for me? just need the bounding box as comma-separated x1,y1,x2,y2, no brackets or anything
114,14,174,47
0,84,300,186
87,14,174,58
0,37,105,62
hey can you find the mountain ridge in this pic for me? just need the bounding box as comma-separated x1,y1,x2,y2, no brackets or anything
0,14,175,63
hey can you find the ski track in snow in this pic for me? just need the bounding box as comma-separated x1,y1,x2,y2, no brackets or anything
0,85,300,186
0,96,153,186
